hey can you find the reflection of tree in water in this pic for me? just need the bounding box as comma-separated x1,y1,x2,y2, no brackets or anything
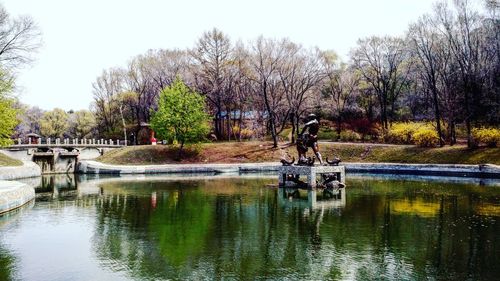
0,243,17,281
91,180,211,279
337,179,500,280
87,177,499,280
150,189,215,267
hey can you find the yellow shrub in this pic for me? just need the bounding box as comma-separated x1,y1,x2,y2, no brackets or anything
239,128,255,140
472,127,500,147
231,125,255,140
388,122,422,144
412,127,439,147
388,122,441,146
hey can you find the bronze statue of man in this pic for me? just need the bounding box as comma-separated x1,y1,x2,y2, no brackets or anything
297,113,323,165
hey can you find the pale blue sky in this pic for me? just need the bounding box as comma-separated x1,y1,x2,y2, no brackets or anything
4,0,439,111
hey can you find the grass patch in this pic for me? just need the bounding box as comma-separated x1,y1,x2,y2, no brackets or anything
97,141,500,165
0,152,22,167
318,127,338,140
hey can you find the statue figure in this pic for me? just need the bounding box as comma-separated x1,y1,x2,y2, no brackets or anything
297,113,323,165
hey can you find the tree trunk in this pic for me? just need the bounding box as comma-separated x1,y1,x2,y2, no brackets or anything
236,110,243,142
336,115,342,141
431,87,444,147
262,87,278,148
176,140,184,161
227,109,231,141
295,118,300,141
290,113,296,144
215,108,222,140
270,114,278,148
449,119,456,146
119,105,127,146
382,103,388,130
463,80,473,148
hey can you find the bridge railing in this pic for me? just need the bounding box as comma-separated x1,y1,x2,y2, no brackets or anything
14,138,125,146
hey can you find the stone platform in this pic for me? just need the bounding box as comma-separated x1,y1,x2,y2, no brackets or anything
278,165,345,188
0,180,35,214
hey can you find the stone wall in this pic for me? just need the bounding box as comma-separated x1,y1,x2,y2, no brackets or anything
0,180,35,214
0,161,41,180
77,160,500,179
345,163,500,178
78,160,280,175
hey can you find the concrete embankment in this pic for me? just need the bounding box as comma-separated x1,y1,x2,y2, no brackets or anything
78,160,500,179
0,180,35,214
78,160,278,174
346,163,500,179
0,161,42,180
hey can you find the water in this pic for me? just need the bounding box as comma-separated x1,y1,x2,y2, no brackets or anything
0,174,498,281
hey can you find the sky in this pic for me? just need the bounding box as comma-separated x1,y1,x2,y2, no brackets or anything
3,0,439,111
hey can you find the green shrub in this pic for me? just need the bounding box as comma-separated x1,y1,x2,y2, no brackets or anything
278,127,292,139
412,127,439,147
318,127,339,140
339,130,361,142
472,127,500,147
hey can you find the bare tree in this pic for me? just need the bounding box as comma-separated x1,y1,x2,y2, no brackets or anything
278,43,324,143
351,36,413,131
225,41,254,141
249,37,287,148
0,6,41,68
190,28,233,140
91,68,124,138
408,15,446,146
321,57,360,139
435,0,486,147
13,103,44,138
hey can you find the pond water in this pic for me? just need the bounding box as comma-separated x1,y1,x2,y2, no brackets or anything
0,174,498,281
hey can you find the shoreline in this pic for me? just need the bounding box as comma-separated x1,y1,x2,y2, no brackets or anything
77,160,500,179
0,160,498,180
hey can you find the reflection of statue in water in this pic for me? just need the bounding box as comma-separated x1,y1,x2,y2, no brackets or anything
297,113,323,165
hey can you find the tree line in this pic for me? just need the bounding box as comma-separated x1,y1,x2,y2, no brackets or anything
2,0,498,148
89,0,498,148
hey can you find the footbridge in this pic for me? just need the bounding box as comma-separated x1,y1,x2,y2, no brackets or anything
1,138,124,174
